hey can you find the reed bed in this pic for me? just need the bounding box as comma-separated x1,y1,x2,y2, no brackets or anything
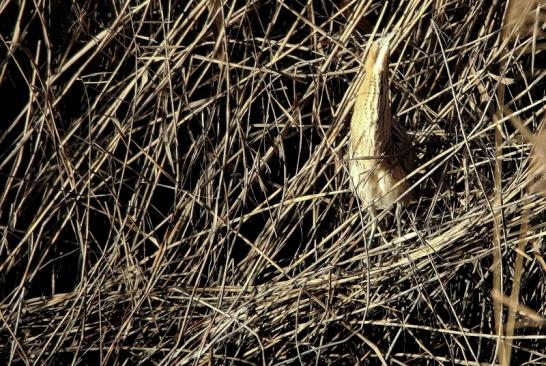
1,0,546,364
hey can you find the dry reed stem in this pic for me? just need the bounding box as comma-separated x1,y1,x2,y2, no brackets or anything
1,1,546,364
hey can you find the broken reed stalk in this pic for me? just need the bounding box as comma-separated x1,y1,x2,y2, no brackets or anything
349,37,410,210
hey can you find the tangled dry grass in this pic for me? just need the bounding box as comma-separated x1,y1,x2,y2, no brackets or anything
1,0,546,364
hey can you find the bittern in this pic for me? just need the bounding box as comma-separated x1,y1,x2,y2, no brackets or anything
349,37,411,212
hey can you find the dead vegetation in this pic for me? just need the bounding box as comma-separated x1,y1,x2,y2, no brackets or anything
1,0,546,364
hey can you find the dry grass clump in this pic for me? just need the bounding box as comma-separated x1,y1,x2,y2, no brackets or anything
1,0,546,364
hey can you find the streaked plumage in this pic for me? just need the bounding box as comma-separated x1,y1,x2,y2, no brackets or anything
349,38,410,210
